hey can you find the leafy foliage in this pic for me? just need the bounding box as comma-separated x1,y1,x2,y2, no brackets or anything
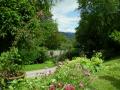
110,30,120,43
0,0,61,64
7,54,103,90
0,47,22,78
76,0,120,58
0,0,35,36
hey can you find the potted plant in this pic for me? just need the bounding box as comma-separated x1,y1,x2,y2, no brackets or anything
0,47,24,82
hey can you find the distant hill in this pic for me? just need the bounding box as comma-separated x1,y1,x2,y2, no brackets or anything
60,32,75,39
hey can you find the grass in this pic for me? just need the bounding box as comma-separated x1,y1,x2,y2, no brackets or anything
90,58,120,90
23,61,55,71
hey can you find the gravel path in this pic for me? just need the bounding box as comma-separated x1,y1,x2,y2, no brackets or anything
25,67,57,78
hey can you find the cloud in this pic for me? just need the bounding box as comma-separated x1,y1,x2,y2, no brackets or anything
51,0,80,33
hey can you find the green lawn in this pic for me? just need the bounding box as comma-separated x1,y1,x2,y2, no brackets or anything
91,58,120,90
23,61,55,71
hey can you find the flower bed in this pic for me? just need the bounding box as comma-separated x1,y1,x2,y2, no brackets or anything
8,54,103,90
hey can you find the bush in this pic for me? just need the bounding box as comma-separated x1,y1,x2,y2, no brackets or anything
0,47,22,79
8,55,103,90
66,48,80,60
78,52,103,73
54,53,67,63
54,48,80,63
19,47,48,64
34,47,48,64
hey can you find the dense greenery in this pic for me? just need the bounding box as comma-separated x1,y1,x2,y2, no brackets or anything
0,0,120,90
7,54,103,90
0,0,61,64
76,0,120,58
0,47,22,79
1,56,120,90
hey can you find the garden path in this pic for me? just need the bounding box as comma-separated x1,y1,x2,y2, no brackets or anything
25,67,57,78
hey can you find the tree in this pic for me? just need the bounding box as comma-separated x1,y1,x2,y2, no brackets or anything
76,0,120,58
0,0,35,53
44,31,61,49
0,0,60,64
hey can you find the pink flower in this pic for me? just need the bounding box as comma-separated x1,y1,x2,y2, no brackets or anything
79,82,84,88
83,70,91,76
49,85,56,90
64,84,75,90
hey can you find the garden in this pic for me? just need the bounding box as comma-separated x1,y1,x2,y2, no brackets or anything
0,0,120,90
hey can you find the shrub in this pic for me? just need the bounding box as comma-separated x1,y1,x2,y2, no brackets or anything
55,53,67,62
66,48,80,60
57,48,80,61
50,50,68,64
0,47,23,79
19,47,48,64
8,54,103,90
76,53,103,73
34,47,48,64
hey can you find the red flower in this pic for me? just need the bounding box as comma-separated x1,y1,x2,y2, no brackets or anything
49,85,56,90
64,84,75,90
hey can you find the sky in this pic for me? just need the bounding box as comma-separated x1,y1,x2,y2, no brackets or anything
51,0,80,33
